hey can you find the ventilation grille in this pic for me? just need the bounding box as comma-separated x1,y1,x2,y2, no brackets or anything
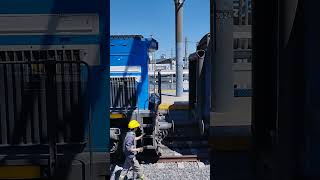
0,50,89,148
110,77,137,110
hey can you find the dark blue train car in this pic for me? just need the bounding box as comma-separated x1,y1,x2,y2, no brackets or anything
0,1,109,179
253,0,320,179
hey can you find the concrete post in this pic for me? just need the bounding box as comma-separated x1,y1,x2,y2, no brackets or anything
211,0,234,113
185,37,188,69
174,0,184,97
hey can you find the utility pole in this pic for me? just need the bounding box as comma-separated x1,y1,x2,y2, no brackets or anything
185,37,188,69
174,0,184,97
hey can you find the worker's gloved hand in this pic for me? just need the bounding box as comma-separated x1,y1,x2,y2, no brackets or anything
137,147,144,153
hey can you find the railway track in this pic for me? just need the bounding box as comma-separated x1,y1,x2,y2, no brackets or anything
139,152,209,164
161,139,208,148
139,145,209,164
139,125,210,164
155,132,210,163
158,153,209,163
158,155,199,163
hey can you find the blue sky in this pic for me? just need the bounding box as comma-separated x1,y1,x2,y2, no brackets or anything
111,0,210,59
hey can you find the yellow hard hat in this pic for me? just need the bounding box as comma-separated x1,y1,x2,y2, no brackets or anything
128,119,140,129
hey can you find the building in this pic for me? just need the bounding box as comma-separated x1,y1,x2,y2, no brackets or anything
148,56,190,72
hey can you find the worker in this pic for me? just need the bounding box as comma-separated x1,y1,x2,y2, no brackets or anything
119,119,145,180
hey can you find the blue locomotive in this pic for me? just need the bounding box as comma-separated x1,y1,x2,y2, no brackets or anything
109,35,173,155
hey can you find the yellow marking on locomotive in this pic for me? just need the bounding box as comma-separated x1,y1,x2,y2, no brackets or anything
0,165,41,179
110,113,125,119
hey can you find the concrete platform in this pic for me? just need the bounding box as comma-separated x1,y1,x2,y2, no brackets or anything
161,91,189,104
158,91,189,111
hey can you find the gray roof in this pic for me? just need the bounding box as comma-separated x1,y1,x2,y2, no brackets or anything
110,35,144,39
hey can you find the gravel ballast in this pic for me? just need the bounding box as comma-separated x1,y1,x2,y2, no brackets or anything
111,161,210,180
